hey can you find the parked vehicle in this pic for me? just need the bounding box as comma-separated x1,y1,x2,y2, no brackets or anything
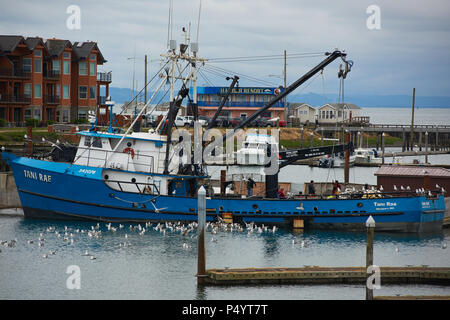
210,115,230,127
198,115,210,126
229,116,244,127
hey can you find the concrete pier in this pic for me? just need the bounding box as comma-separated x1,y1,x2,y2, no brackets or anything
0,172,21,208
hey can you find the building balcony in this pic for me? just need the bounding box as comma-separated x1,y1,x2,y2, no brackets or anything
97,72,112,83
44,95,60,105
43,70,61,80
0,68,31,79
0,94,31,104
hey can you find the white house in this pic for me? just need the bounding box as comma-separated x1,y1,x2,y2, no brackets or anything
294,103,316,124
317,103,361,124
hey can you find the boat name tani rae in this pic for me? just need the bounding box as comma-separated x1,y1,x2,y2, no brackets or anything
24,169,52,183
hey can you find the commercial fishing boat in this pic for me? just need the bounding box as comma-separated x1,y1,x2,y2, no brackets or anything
1,33,446,232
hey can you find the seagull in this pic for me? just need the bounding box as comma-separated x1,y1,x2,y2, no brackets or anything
379,185,384,191
82,250,90,256
41,137,62,150
395,247,399,253
42,254,48,259
406,186,410,190
400,186,405,191
436,184,440,189
442,243,447,249
90,256,96,260
296,202,304,211
393,185,398,191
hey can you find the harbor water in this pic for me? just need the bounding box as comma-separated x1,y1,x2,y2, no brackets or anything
1,107,450,300
0,211,449,300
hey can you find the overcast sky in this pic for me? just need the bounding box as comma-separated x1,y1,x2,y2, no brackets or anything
1,0,449,98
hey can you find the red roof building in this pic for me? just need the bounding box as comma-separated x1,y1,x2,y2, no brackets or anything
0,35,111,125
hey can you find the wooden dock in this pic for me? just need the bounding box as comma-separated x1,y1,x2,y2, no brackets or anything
203,266,450,286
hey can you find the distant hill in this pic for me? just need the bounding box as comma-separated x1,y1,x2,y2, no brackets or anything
106,87,450,108
287,92,450,108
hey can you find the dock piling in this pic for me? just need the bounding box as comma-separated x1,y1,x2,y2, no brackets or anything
365,216,375,300
197,186,207,285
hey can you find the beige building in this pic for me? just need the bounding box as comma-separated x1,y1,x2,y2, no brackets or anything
317,103,361,124
292,103,316,124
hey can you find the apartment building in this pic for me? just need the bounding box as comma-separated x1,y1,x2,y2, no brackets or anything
0,35,111,125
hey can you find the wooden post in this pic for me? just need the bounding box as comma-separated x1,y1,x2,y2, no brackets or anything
402,127,406,152
435,130,439,151
197,186,206,285
410,88,415,151
366,215,375,301
344,131,350,184
300,126,304,148
418,131,423,151
381,132,385,165
425,131,429,164
320,128,324,146
376,132,379,151
220,170,226,195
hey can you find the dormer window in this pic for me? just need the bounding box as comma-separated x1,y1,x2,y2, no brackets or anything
34,50,41,57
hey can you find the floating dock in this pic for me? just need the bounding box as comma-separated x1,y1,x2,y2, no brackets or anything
203,266,450,286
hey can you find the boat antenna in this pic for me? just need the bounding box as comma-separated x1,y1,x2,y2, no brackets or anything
167,0,174,49
196,0,202,43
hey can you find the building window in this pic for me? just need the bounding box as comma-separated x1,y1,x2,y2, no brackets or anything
22,58,32,72
56,85,60,98
89,62,96,76
52,60,60,73
89,86,96,99
34,109,41,120
34,50,41,57
63,109,69,122
24,83,32,98
34,84,41,98
63,61,70,75
34,58,41,73
24,109,32,120
79,62,88,75
63,85,69,99
78,110,87,120
63,52,71,59
90,54,96,61
79,86,87,99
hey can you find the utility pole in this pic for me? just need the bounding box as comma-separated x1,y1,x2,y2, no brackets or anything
410,88,415,151
284,50,287,121
145,54,148,104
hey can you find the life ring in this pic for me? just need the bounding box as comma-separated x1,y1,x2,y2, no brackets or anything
123,147,135,159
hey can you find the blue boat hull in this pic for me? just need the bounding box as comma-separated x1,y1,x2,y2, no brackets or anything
3,152,445,232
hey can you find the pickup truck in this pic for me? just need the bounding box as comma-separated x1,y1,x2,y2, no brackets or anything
174,116,207,127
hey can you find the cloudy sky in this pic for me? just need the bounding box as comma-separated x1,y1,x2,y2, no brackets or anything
1,0,449,98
